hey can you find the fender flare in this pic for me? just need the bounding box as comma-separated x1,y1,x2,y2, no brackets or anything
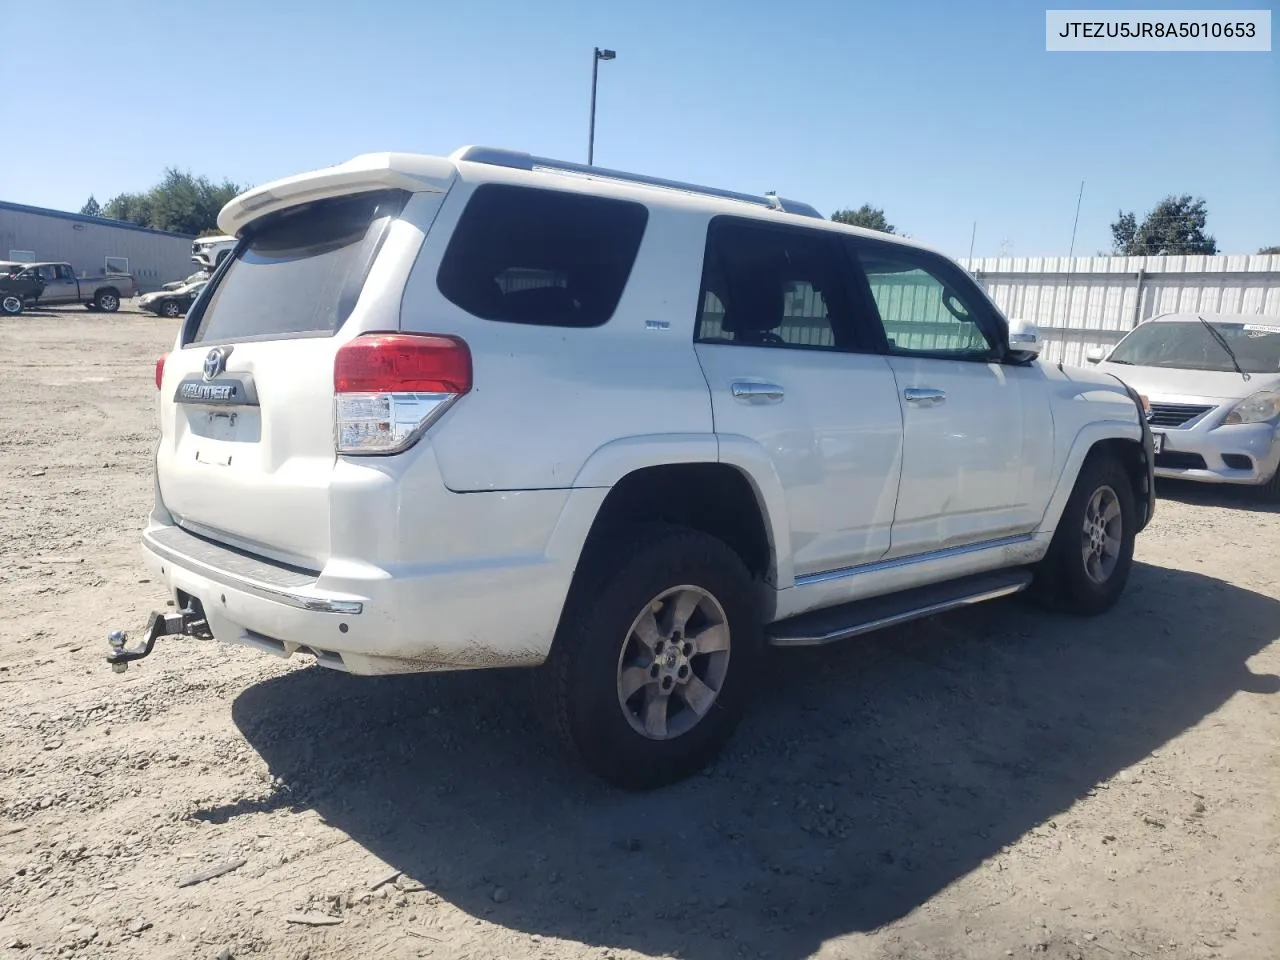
559,432,793,588
1038,418,1144,535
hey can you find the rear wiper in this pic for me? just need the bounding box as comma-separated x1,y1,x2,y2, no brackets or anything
1198,315,1250,381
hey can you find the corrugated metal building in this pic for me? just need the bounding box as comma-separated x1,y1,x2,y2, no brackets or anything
959,253,1280,365
0,201,195,293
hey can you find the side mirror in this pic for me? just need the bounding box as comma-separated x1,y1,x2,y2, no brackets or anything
1006,318,1042,361
1085,346,1106,364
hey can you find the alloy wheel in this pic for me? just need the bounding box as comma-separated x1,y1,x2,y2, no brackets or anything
615,585,732,740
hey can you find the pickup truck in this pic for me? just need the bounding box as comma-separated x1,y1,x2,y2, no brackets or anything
15,262,136,312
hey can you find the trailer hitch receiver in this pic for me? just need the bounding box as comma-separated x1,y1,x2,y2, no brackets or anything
106,603,212,673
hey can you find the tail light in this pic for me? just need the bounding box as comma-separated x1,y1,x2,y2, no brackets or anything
333,333,472,455
155,353,167,390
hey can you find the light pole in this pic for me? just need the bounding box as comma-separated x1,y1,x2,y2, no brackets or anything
588,47,616,166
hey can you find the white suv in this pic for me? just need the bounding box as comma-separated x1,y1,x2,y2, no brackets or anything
111,147,1156,788
191,235,237,271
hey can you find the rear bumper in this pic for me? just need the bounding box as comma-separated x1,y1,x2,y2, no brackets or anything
1153,421,1280,486
141,519,576,675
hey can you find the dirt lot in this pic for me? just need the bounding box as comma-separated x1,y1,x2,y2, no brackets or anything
0,308,1277,960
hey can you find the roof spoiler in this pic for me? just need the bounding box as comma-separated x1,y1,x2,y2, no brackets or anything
217,152,457,237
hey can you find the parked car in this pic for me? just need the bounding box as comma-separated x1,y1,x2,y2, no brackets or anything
108,146,1155,788
161,270,209,292
138,280,206,318
14,262,136,312
1088,312,1280,497
191,236,236,270
0,269,44,315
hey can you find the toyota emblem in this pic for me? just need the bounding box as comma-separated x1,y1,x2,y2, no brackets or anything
203,347,227,381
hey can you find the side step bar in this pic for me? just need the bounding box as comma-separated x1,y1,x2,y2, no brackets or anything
767,569,1034,647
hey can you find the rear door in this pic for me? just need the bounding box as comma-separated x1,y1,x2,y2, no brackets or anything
37,265,74,303
52,265,81,302
843,237,1055,558
693,217,903,578
156,189,435,569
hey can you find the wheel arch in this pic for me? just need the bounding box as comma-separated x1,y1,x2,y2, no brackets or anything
550,436,790,633
1039,421,1151,537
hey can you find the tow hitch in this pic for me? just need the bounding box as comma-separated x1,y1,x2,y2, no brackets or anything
106,602,212,673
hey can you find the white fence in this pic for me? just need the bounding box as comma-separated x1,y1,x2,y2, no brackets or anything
959,254,1280,366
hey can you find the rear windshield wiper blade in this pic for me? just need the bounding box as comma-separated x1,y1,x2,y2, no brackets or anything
1197,315,1250,381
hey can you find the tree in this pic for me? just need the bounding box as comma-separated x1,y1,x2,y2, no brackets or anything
101,168,246,235
102,192,154,227
831,204,895,234
1259,245,1280,255
1110,195,1217,256
79,195,102,217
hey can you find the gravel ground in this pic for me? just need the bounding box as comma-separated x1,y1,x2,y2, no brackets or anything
1,309,1277,960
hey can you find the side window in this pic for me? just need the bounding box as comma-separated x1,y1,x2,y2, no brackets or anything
56,265,75,280
38,266,56,282
849,242,997,359
695,218,850,351
436,184,648,328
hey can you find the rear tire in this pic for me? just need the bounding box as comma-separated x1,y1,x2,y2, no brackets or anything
1033,453,1137,615
95,289,120,312
1,294,23,316
161,300,183,318
544,525,762,789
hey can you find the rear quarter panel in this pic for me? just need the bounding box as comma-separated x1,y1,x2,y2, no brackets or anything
399,181,715,492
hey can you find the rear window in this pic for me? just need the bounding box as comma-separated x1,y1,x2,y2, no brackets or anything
188,189,408,344
436,183,648,328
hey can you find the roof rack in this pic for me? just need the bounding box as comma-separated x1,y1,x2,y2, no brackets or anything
450,146,823,219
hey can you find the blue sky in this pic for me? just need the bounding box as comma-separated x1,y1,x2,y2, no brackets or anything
2,0,1275,257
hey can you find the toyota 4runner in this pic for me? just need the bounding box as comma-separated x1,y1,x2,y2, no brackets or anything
108,147,1155,788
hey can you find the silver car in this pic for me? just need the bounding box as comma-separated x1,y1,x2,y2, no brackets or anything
1088,312,1280,497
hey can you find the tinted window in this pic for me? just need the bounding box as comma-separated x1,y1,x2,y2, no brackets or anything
56,265,75,280
695,218,853,350
436,184,648,328
848,242,996,358
188,189,407,345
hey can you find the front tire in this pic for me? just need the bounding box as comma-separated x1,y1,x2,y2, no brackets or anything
1033,453,1137,615
1,294,23,316
1259,465,1280,503
545,525,762,789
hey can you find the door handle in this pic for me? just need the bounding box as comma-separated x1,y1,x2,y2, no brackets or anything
903,387,946,407
731,380,785,402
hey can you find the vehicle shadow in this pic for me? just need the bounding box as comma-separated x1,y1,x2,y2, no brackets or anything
220,562,1280,959
1156,477,1279,514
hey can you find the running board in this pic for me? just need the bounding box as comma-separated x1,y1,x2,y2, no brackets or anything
767,569,1034,647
